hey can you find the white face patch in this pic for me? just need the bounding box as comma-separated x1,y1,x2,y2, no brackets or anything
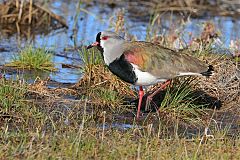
100,37,124,65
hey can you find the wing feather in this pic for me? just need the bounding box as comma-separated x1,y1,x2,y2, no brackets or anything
123,41,209,79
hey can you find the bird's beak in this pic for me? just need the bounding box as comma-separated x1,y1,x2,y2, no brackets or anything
87,42,99,49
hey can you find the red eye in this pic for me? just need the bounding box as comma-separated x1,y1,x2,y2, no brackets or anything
102,36,109,40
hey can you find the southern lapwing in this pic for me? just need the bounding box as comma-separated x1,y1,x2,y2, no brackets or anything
87,31,214,119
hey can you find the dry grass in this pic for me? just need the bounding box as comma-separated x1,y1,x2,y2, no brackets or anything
74,63,135,112
27,78,76,98
93,0,240,18
72,47,135,110
196,55,240,110
0,90,239,159
0,52,239,160
0,1,67,26
74,64,135,97
0,4,239,159
0,1,67,37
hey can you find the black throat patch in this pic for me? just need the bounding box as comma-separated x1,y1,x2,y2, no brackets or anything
108,54,137,84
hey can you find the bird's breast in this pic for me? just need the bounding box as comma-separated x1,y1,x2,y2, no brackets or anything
108,55,138,84
108,55,167,86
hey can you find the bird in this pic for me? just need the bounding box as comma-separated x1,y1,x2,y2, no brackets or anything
87,31,214,119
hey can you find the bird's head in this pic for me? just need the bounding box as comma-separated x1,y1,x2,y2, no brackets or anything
87,31,124,53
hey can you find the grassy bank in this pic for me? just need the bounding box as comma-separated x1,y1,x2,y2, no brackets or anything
5,46,57,71
0,47,239,159
0,94,239,159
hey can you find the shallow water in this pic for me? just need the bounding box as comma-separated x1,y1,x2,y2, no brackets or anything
0,0,239,84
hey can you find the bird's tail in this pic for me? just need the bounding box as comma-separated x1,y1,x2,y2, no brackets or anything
200,65,214,77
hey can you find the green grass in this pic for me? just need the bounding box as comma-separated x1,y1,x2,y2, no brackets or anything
92,87,124,111
157,78,206,124
79,46,103,69
0,6,239,159
0,100,239,159
5,46,57,71
76,47,133,111
0,78,27,113
0,75,238,160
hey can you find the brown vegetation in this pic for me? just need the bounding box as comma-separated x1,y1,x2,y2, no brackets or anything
93,0,240,18
0,0,67,36
197,55,240,109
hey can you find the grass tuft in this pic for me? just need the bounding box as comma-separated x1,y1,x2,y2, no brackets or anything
79,46,103,69
74,47,135,110
157,78,206,124
5,45,57,71
92,87,124,110
0,78,27,113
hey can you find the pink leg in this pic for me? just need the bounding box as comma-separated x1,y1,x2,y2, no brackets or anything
146,80,171,109
137,86,144,119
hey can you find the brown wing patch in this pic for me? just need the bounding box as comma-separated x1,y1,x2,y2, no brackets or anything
124,48,148,70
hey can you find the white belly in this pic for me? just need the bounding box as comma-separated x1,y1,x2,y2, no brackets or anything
132,64,167,86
